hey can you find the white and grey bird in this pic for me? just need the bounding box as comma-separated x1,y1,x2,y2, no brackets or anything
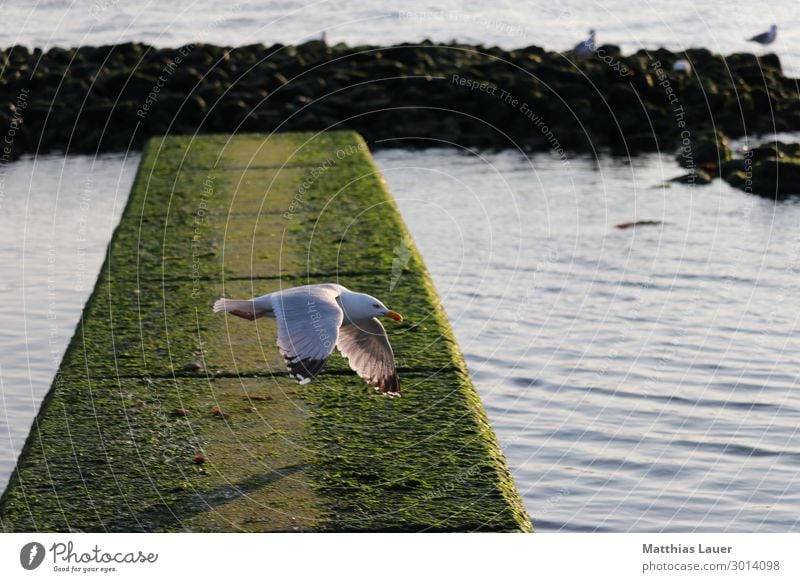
748,24,777,45
573,29,596,58
213,284,404,395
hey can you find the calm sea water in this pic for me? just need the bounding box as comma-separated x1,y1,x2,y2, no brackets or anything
2,1,800,531
375,147,800,532
2,0,800,73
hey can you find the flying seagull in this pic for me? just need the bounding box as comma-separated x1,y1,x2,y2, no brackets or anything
214,284,404,395
573,29,596,58
748,24,777,45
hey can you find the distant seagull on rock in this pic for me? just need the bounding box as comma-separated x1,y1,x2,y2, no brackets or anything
573,29,596,58
748,24,777,45
214,283,404,395
672,59,692,75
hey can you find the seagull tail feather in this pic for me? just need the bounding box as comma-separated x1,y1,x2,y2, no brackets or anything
213,298,266,321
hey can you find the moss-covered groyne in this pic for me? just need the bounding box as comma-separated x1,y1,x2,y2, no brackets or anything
0,131,531,532
1,41,797,159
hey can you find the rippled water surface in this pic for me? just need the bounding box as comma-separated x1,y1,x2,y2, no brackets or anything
1,146,799,532
374,147,800,532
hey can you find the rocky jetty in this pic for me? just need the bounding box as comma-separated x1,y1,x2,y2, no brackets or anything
722,141,800,198
1,41,798,160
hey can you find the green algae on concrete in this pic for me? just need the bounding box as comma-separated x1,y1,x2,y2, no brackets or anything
0,131,531,532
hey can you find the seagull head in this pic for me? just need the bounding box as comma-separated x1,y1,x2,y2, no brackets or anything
340,291,403,323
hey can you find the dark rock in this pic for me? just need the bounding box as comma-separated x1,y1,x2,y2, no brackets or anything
170,67,203,92
684,48,714,68
520,45,546,56
114,42,148,57
626,133,659,153
722,140,800,197
729,92,755,117
747,144,783,162
670,169,713,185
4,45,30,62
597,44,622,58
728,53,760,70
738,64,768,85
227,45,264,66
181,94,208,124
94,70,156,99
70,62,99,78
776,141,800,157
296,40,330,61
750,87,772,111
206,67,230,83
720,158,748,179
45,46,74,64
79,104,113,126
752,158,800,197
607,84,640,108
676,130,731,168
217,98,250,125
725,170,750,189
759,53,782,72
753,114,791,134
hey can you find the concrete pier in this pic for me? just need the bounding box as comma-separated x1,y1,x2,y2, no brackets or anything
0,131,531,532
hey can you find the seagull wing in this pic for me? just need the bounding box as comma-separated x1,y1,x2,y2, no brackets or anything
271,286,344,384
337,318,400,396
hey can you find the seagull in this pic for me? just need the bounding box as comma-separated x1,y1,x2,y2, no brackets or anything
748,24,777,45
214,284,404,396
573,29,596,58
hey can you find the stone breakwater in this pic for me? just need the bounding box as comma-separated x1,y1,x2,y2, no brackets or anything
720,140,800,198
1,41,798,159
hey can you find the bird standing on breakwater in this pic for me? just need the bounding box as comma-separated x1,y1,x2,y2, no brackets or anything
214,284,404,395
573,29,596,58
748,24,777,45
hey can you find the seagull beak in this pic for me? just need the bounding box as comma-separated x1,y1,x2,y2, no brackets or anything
385,310,404,322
